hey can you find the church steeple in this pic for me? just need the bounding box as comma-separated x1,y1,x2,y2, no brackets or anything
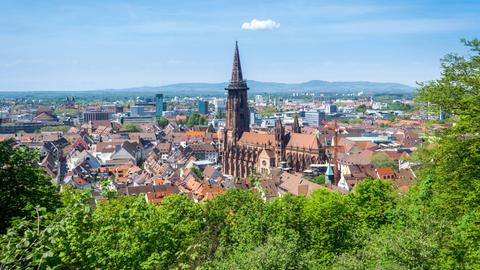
225,41,250,142
227,41,248,90
292,114,301,133
274,118,286,165
231,41,243,82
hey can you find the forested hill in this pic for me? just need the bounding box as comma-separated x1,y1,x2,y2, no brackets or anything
0,80,414,97
156,80,414,94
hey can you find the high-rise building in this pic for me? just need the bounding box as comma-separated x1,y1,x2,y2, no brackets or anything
304,110,325,126
155,94,164,117
130,106,145,117
213,98,226,115
198,101,209,114
249,108,258,127
82,111,111,122
325,104,337,114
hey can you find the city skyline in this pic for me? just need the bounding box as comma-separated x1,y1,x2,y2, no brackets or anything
1,0,479,91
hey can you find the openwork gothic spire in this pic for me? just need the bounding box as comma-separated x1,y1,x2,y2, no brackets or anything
292,114,301,133
231,41,243,82
226,41,248,90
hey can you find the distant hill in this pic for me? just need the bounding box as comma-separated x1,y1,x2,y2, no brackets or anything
123,80,414,95
0,80,415,99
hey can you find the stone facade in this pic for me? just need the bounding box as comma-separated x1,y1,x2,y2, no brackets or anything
222,42,326,178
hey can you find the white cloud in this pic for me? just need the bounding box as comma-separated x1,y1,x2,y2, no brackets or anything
241,19,280,30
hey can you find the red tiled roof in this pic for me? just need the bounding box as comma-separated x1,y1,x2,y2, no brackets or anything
377,167,395,177
287,133,321,150
239,132,275,146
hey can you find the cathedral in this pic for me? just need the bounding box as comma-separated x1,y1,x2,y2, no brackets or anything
222,42,326,178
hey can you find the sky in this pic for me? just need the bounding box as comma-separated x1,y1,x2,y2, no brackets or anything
0,0,479,91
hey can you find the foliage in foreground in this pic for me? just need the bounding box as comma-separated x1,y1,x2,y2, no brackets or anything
0,140,59,233
0,180,398,270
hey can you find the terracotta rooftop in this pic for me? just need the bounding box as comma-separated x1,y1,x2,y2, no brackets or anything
287,133,321,150
239,132,275,146
144,185,180,205
186,130,206,137
376,167,395,178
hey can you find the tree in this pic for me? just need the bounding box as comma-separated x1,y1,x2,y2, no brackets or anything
157,117,169,128
348,178,397,230
215,111,226,119
187,113,208,128
311,174,326,185
191,166,203,179
334,39,480,270
0,188,93,269
355,105,367,113
208,234,312,270
0,140,60,233
207,123,215,133
303,189,353,267
371,152,398,170
39,125,71,133
260,107,276,117
122,123,141,132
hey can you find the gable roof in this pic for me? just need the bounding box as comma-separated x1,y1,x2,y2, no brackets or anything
287,133,321,150
33,112,57,122
278,172,323,196
376,167,395,177
239,132,275,146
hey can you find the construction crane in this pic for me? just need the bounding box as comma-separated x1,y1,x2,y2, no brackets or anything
321,119,341,186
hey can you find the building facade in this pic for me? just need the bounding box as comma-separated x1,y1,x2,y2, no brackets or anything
155,94,164,117
130,106,145,117
198,101,209,114
304,110,325,126
222,42,326,178
82,111,111,122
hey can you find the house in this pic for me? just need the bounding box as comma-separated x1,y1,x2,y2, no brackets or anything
277,171,323,196
194,183,224,202
259,178,279,200
202,165,224,184
33,112,58,122
64,173,93,190
98,163,142,185
154,143,172,161
117,184,179,198
67,150,101,171
392,168,416,193
95,141,142,165
376,167,396,180
188,143,218,163
41,152,57,178
144,184,180,205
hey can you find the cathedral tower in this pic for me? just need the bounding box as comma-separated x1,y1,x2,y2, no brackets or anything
292,114,301,133
225,41,250,142
274,118,286,165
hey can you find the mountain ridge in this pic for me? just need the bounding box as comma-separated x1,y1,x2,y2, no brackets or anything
105,80,415,94
0,80,415,94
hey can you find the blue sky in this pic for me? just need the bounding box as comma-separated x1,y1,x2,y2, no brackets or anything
0,0,478,91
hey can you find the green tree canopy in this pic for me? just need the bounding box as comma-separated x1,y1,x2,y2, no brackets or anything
157,117,169,128
187,113,208,128
371,152,398,170
122,123,141,132
0,140,60,233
